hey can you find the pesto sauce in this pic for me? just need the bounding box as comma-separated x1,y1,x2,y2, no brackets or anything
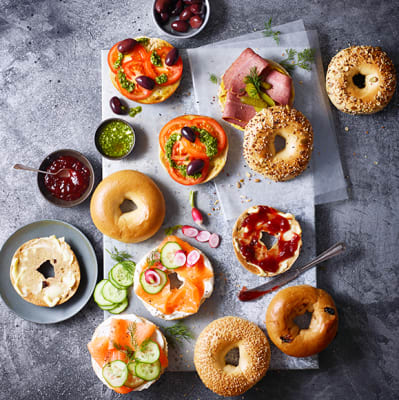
191,126,218,158
117,69,135,92
150,51,162,67
98,120,134,158
155,73,168,85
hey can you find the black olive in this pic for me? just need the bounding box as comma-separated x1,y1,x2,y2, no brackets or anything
189,15,203,29
324,307,336,315
179,8,193,21
171,0,183,16
159,12,170,24
187,159,205,175
171,20,190,33
155,0,172,14
165,47,179,66
183,0,202,4
109,96,127,115
280,335,293,343
136,76,155,90
190,3,204,14
181,126,196,142
117,38,137,54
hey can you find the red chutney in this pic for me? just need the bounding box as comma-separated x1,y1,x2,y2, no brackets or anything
238,206,300,273
44,156,90,201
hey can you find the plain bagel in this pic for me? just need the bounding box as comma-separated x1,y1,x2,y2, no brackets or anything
243,106,313,181
194,316,270,397
326,46,396,114
266,285,338,357
90,170,165,243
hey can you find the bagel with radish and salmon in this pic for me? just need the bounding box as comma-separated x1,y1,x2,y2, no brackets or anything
219,48,295,130
87,314,168,394
133,235,214,320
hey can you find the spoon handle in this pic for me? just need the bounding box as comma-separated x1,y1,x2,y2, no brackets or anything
13,164,46,174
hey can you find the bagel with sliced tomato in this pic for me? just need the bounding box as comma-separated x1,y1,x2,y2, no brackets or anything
219,48,295,131
108,37,183,104
159,115,228,185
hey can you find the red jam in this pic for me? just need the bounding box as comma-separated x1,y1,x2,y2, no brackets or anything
44,156,90,201
238,285,280,301
238,206,300,273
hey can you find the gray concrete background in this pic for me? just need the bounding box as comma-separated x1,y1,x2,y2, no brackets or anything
0,1,398,399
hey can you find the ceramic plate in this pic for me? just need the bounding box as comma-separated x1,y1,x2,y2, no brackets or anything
0,219,98,324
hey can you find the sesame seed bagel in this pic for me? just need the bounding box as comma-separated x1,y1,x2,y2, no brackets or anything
194,316,270,397
326,46,396,114
243,106,313,182
266,285,338,358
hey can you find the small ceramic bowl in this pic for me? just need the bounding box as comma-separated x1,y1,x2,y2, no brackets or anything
94,118,136,161
37,149,95,208
152,0,210,39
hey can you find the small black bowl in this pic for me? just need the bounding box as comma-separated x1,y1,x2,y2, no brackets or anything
37,149,95,208
94,118,136,161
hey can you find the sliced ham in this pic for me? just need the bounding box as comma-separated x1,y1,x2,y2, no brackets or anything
223,48,269,95
222,91,256,127
265,70,292,105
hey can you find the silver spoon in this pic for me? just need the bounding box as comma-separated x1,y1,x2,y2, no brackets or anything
13,163,71,178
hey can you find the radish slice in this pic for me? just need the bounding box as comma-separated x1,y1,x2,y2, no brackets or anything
144,269,161,285
196,230,211,242
173,250,187,267
209,233,220,248
182,225,199,238
157,264,167,272
187,250,201,266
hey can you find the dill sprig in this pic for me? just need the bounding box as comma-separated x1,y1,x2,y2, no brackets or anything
263,17,281,44
112,341,135,360
163,322,194,347
244,67,262,93
209,73,218,84
147,251,160,267
165,224,182,235
128,322,138,348
106,247,132,263
279,48,315,72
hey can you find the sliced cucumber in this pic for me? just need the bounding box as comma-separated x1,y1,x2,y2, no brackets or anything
160,241,182,269
124,362,145,388
102,280,127,303
108,298,129,314
135,360,161,381
134,340,160,363
108,272,126,290
139,269,167,294
94,280,114,307
110,262,134,288
98,302,118,311
102,360,128,388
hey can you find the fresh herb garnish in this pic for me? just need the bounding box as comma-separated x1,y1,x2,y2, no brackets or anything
113,341,135,360
279,48,315,72
128,322,138,348
165,225,182,235
150,51,162,67
113,52,124,69
136,37,149,45
191,126,218,158
163,322,194,347
263,17,281,44
106,247,132,263
156,73,168,84
147,251,160,267
117,69,135,92
244,67,262,95
129,106,142,118
209,74,218,84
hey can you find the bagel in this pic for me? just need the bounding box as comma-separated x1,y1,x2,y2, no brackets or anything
266,285,338,357
109,37,182,104
326,46,396,114
87,314,168,394
134,235,214,320
10,236,80,307
233,205,302,277
90,170,165,243
243,106,313,181
194,316,270,397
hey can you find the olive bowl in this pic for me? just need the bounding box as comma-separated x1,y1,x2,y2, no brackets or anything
152,0,210,39
37,149,95,208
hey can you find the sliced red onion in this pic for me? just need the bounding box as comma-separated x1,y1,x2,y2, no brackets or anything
182,225,199,238
157,264,167,272
209,233,220,248
144,269,161,285
196,230,211,242
187,250,201,266
173,250,187,267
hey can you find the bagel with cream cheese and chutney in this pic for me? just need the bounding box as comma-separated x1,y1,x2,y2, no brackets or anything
233,205,302,277
266,285,338,357
194,316,270,396
326,46,396,114
90,170,165,243
219,48,295,130
108,37,182,104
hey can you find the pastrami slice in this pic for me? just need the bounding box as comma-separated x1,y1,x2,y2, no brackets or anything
265,70,292,105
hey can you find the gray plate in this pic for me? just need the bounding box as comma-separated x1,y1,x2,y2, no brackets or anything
0,219,98,324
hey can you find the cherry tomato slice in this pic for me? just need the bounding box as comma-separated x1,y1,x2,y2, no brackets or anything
115,62,152,101
181,138,208,159
159,117,189,149
107,43,120,74
190,117,227,153
149,47,183,86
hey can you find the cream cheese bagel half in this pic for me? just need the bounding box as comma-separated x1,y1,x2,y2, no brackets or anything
10,235,80,307
134,235,214,320
87,314,168,394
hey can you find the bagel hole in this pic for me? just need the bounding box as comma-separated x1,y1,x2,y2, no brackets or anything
274,135,286,153
37,260,55,279
260,232,277,250
294,311,312,330
353,73,366,89
224,347,240,366
120,199,137,214
168,272,183,290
